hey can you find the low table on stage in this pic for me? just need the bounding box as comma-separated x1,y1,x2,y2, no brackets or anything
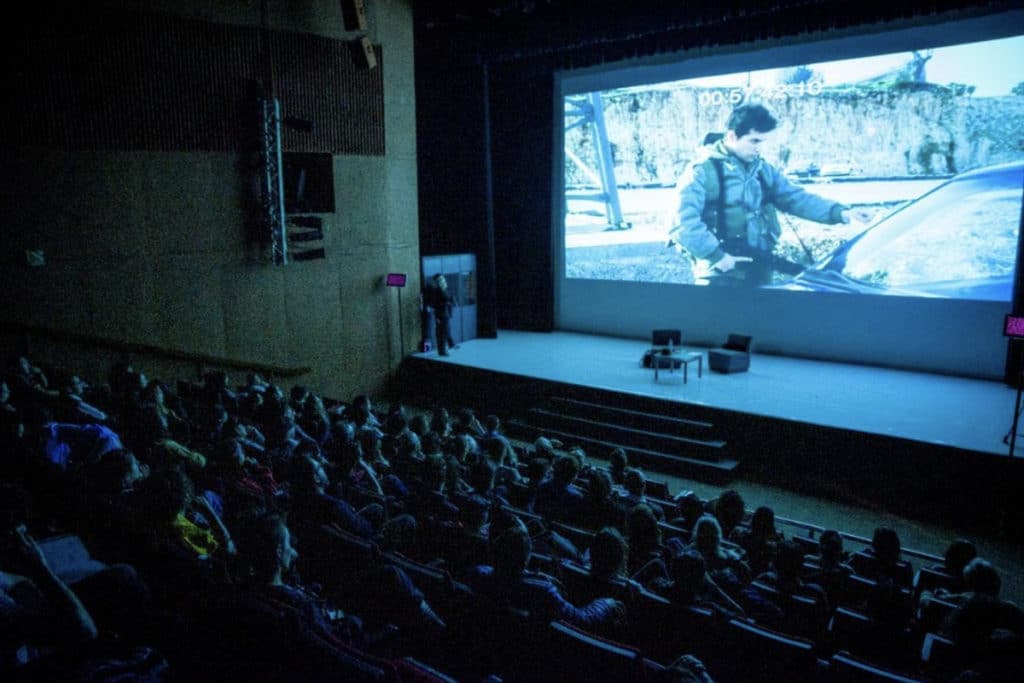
651,350,703,384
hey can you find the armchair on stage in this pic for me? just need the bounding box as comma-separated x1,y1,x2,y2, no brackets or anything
708,334,753,374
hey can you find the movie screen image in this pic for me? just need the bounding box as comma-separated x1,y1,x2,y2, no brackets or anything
562,34,1024,301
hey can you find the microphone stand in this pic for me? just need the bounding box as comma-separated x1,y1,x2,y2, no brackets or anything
1008,340,1023,458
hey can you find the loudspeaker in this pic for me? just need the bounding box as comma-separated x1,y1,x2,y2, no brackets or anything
291,247,326,262
351,36,377,69
341,0,368,32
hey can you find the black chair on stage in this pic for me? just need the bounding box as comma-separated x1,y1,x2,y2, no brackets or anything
652,328,682,351
708,333,753,374
645,329,685,381
647,329,705,383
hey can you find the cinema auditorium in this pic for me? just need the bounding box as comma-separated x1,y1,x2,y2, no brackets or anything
2,1,1023,681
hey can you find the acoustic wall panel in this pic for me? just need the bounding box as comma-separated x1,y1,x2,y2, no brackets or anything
1,8,384,155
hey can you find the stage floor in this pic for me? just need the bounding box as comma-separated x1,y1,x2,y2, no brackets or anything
412,330,1018,457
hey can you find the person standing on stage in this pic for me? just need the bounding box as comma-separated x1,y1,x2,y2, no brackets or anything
425,274,457,356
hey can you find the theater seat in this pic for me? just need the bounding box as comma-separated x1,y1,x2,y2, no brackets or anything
712,618,818,682
828,651,925,682
708,334,752,374
538,620,644,682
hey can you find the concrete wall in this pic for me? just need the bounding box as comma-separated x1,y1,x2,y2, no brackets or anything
0,0,418,400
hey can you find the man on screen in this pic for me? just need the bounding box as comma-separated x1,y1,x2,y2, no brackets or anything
666,104,872,286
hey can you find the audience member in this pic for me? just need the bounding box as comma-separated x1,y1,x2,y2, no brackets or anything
467,521,625,631
580,468,627,531
732,505,782,576
754,539,830,635
713,489,746,540
652,547,745,618
288,452,378,539
607,446,629,486
853,526,913,587
942,558,1024,677
804,529,853,608
670,491,706,533
627,503,680,584
534,454,586,522
619,467,665,521
690,514,751,600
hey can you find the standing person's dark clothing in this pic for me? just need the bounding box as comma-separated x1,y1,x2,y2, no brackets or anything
424,275,456,356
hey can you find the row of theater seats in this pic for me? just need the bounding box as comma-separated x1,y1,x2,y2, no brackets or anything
284,444,966,683
1,353,990,682
282,515,963,683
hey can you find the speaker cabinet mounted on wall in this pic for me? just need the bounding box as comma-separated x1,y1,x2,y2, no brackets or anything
351,36,376,69
341,0,368,31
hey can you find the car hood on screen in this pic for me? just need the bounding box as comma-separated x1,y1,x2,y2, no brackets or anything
772,270,1012,300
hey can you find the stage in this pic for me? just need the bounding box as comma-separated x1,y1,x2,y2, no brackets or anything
410,330,1017,458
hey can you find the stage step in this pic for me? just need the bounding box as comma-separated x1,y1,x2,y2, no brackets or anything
505,419,739,482
394,356,741,484
548,396,715,437
527,408,727,463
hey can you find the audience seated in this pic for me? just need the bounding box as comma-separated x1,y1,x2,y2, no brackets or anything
752,539,830,636
626,503,681,584
933,538,979,595
580,468,628,531
3,351,1019,682
534,453,586,522
606,446,629,486
713,489,747,541
852,526,914,587
651,547,745,619
669,490,706,532
41,421,125,472
1,525,99,655
466,519,625,632
690,514,751,600
579,527,644,604
803,528,853,608
288,450,379,539
731,505,782,577
619,467,665,521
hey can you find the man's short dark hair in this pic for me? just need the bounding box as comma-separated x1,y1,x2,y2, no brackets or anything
963,558,1000,596
726,104,777,137
551,454,580,485
492,524,531,576
590,527,628,580
608,446,628,472
623,467,646,496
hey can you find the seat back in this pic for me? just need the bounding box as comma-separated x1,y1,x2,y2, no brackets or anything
850,550,914,587
920,632,963,683
538,620,644,682
37,534,109,584
645,478,671,499
912,567,955,604
828,606,915,670
712,618,818,683
828,651,925,682
629,589,716,665
723,334,752,352
396,657,461,683
549,520,597,554
790,534,821,557
652,329,682,347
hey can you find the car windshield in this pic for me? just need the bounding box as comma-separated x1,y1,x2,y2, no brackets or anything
834,173,1023,294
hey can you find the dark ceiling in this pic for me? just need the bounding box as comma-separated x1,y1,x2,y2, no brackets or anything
414,0,1009,66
